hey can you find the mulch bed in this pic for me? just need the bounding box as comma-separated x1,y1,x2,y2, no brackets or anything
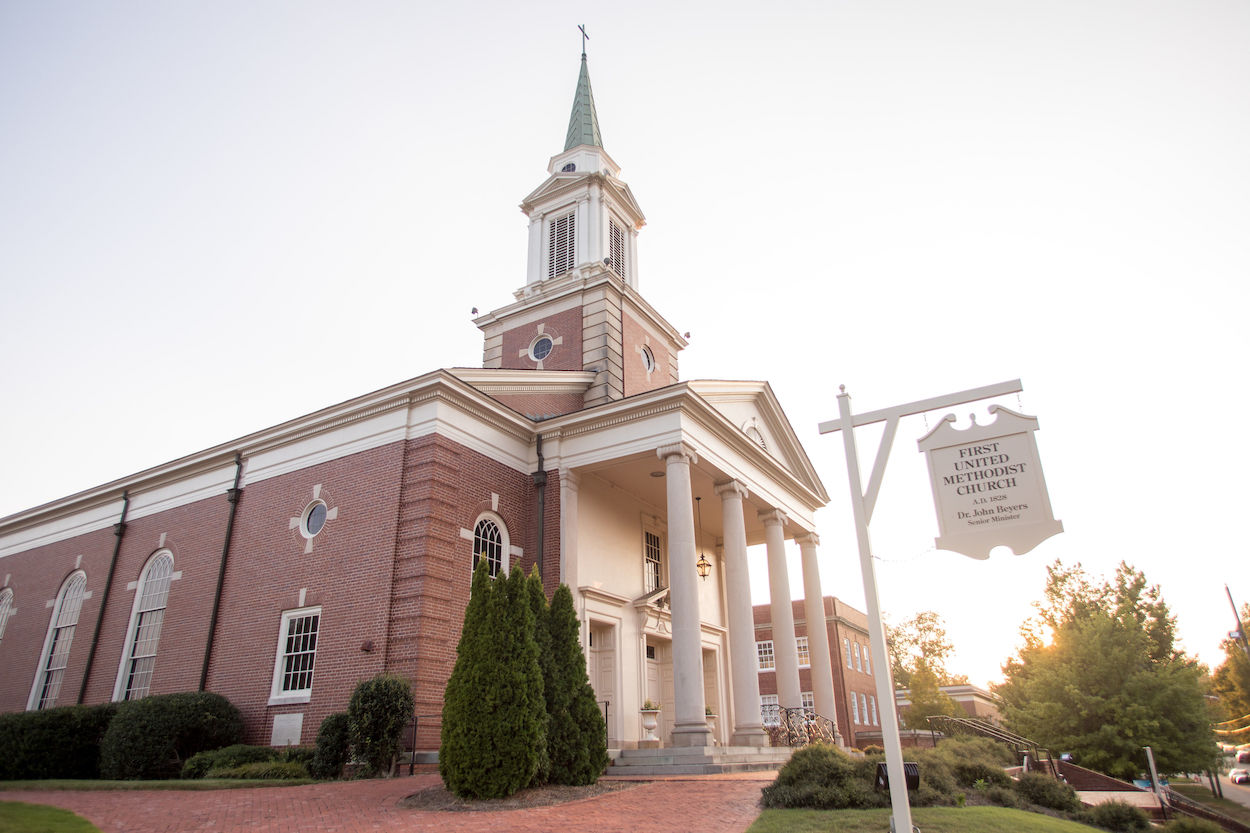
399,781,638,812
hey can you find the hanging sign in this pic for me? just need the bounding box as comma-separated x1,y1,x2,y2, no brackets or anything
916,405,1062,559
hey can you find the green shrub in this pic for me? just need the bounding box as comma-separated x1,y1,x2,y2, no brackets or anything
861,744,884,755
206,760,310,780
0,703,117,780
1014,772,1081,812
1078,800,1150,832
760,743,888,810
181,744,276,779
347,674,414,777
99,692,243,780
279,745,315,768
543,582,607,786
310,713,350,779
984,785,1020,807
1161,817,1222,833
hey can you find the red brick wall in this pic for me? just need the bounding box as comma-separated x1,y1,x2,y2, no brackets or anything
499,307,584,371
489,392,585,418
622,312,674,396
0,522,118,712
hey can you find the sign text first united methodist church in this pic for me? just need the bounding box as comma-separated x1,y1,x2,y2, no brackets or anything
917,406,1063,560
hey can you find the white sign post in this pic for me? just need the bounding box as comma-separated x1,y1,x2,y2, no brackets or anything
819,379,1055,833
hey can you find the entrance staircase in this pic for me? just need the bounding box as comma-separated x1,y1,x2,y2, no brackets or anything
608,745,793,776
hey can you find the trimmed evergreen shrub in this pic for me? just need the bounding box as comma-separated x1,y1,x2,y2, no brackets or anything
0,703,117,780
99,692,243,780
760,743,888,810
984,785,1020,808
310,712,350,779
206,760,310,780
1014,771,1081,812
526,569,552,786
440,562,546,798
1078,800,1150,832
347,674,415,777
544,582,608,786
182,744,275,779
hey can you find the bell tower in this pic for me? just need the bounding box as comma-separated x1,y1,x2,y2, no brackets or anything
474,48,686,409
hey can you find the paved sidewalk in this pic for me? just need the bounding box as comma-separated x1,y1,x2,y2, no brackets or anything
3,772,774,833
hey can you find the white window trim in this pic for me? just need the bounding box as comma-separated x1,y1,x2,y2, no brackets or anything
844,637,852,669
112,550,178,702
268,605,321,706
642,518,666,593
796,635,810,668
28,571,88,711
760,694,780,726
851,691,860,724
756,639,775,672
854,641,862,672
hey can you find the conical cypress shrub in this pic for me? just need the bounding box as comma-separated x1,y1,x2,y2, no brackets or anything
439,561,494,796
546,584,608,784
526,567,553,786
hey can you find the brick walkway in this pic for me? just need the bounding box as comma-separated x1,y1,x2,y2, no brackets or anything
3,772,774,833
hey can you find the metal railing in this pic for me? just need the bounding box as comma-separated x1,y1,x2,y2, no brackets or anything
407,713,442,775
762,705,838,747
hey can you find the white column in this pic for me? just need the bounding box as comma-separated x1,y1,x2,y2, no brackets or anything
526,213,542,284
658,444,711,747
717,480,768,747
559,468,580,599
761,509,801,709
797,532,842,745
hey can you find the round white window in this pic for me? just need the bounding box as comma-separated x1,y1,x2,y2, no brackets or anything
640,345,655,373
301,500,329,539
530,335,555,362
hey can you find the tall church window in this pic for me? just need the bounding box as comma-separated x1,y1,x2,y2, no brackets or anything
0,587,13,645
547,211,576,278
269,606,320,704
31,571,87,710
473,517,505,577
643,529,662,593
116,551,173,701
609,218,626,278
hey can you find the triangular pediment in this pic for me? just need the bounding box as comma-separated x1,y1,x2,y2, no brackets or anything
521,172,645,226
687,380,828,502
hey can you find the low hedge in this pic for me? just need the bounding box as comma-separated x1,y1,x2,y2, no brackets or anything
182,745,276,779
99,692,243,780
1014,771,1081,812
0,703,118,780
1078,800,1150,832
206,760,310,780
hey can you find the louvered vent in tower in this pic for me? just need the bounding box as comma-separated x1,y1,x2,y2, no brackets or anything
548,211,576,278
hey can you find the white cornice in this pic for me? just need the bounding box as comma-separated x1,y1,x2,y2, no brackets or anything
448,368,597,395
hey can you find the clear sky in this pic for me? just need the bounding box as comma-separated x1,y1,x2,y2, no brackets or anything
2,1,1248,689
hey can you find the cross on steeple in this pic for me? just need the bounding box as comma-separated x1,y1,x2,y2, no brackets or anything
579,24,589,56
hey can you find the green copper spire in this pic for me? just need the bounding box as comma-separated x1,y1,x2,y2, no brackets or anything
564,52,603,151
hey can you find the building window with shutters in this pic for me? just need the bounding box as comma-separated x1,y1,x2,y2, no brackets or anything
547,210,576,277
115,551,174,701
269,607,321,705
29,571,87,710
608,218,626,278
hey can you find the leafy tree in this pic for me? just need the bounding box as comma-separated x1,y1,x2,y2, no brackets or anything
544,582,608,784
1210,603,1250,724
995,560,1217,780
899,660,962,729
887,610,966,689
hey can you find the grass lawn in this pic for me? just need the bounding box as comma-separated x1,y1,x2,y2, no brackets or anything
1170,782,1250,825
0,778,315,791
0,801,101,833
748,806,1100,833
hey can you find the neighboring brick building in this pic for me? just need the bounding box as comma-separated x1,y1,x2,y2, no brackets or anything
754,596,884,748
0,53,840,756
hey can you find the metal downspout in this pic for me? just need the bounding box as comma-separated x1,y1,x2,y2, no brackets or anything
77,491,129,704
200,453,243,691
532,434,546,580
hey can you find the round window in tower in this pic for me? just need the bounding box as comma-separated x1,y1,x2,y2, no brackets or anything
640,345,656,373
530,335,554,362
301,500,329,539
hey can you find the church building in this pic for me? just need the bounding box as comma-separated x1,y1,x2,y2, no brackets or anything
0,51,842,760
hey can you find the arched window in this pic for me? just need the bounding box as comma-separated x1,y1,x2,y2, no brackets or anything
472,515,507,577
30,571,87,710
0,587,13,645
115,551,173,701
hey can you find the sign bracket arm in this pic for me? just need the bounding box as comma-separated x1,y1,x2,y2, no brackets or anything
862,415,898,523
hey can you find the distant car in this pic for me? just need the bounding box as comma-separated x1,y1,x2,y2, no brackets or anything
1231,769,1250,785
1238,751,1250,764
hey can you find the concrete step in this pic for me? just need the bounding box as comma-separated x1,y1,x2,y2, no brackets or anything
609,745,792,775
